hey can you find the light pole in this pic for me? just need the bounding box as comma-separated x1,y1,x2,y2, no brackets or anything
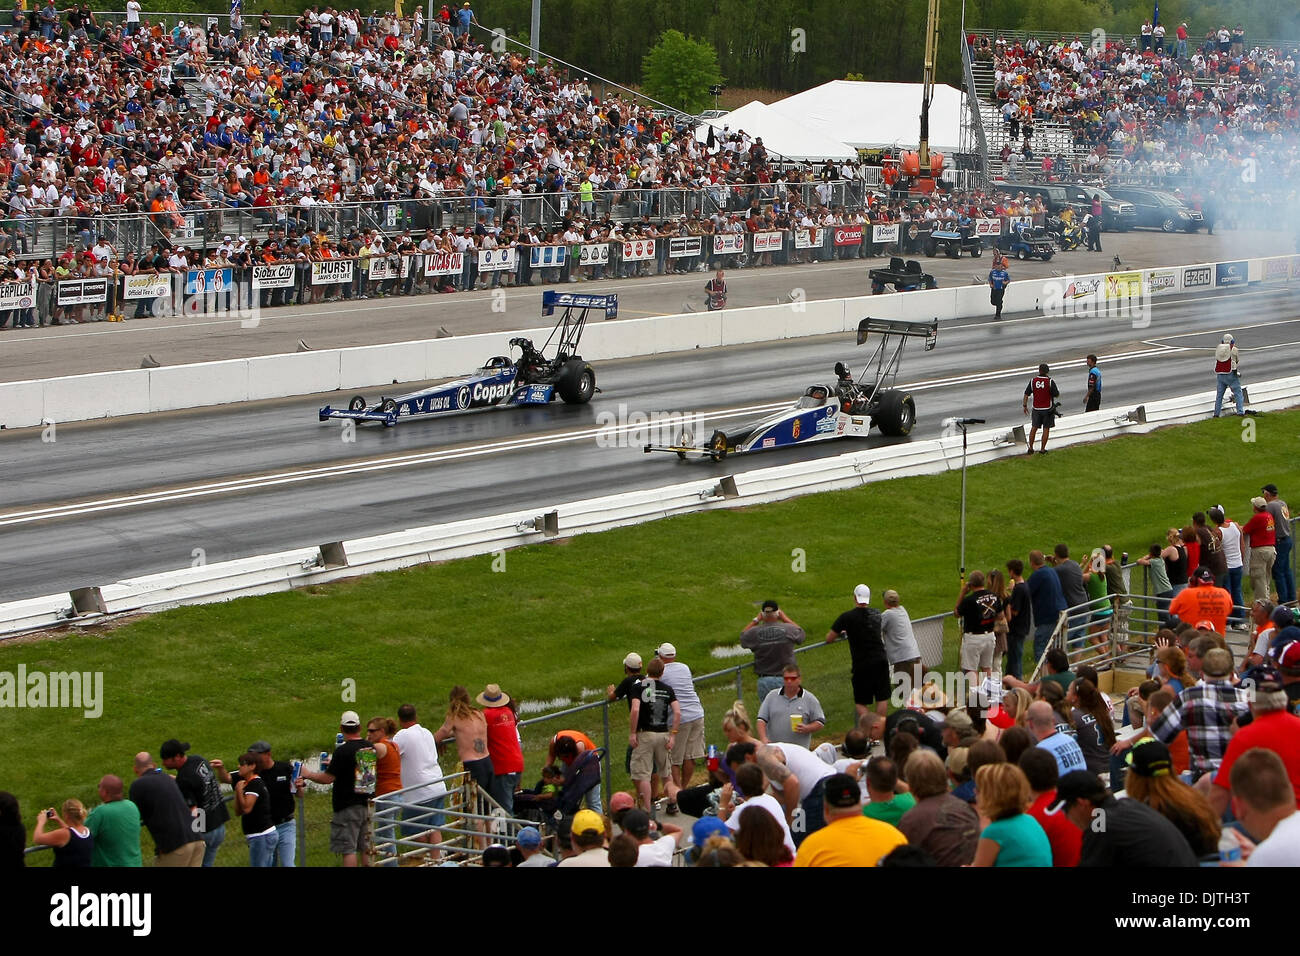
946,416,985,587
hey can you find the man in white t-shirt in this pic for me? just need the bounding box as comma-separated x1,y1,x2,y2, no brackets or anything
1230,748,1300,867
1210,506,1246,627
621,808,681,867
718,760,797,858
391,703,448,853
726,739,836,846
653,643,706,789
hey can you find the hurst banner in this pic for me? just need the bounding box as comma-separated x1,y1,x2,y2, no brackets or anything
311,260,354,285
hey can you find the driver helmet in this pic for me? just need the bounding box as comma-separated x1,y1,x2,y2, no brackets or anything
1222,333,1234,344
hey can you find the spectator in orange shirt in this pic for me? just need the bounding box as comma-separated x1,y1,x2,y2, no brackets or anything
1167,567,1233,635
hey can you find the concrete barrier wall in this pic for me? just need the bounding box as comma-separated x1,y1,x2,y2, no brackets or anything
4,254,1295,429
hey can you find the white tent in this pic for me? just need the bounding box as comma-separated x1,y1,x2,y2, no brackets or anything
768,80,965,153
693,100,858,163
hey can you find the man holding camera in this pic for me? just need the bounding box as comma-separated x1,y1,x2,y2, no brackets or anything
742,600,806,702
1022,363,1059,455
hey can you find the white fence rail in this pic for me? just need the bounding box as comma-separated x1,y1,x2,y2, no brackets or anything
3,254,1299,430
4,372,1297,637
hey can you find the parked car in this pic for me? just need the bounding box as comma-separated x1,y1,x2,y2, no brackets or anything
1103,187,1204,233
999,181,1137,232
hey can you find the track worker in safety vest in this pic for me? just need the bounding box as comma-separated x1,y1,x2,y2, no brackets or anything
1022,363,1060,455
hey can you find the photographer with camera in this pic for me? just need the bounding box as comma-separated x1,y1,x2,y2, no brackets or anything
31,799,93,868
1022,362,1060,455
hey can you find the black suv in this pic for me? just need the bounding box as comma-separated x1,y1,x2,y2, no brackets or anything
1103,187,1203,233
999,182,1137,232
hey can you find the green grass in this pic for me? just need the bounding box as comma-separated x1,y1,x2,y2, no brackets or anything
8,411,1298,866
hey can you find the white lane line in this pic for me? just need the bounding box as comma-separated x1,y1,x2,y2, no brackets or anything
0,344,1197,527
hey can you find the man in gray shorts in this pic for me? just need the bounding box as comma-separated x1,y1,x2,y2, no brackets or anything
1022,363,1059,455
299,710,377,867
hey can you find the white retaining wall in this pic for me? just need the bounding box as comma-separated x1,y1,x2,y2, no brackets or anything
2,255,1297,430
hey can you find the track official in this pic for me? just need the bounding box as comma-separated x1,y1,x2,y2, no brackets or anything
988,257,1010,319
1022,363,1059,455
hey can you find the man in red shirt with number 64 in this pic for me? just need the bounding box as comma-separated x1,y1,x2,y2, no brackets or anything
1022,363,1059,455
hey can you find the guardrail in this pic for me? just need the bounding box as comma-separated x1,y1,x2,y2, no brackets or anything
4,252,1297,430
3,372,1298,637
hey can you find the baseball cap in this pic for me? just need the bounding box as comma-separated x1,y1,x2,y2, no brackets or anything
516,826,542,849
1276,641,1300,670
761,599,780,612
1251,496,1268,509
621,808,651,839
159,739,190,760
1262,484,1279,495
1193,567,1215,583
1048,770,1108,812
1125,737,1172,777
691,816,730,847
944,709,974,735
340,710,361,729
1222,333,1234,344
823,772,862,808
656,643,676,659
609,791,636,815
247,741,272,754
854,584,871,604
571,809,605,838
623,652,643,670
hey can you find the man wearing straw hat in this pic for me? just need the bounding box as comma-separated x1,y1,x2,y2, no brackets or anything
477,684,524,815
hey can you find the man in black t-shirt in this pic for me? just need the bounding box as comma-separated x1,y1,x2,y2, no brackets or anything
629,658,682,813
607,652,646,775
955,570,1004,679
299,710,376,867
213,740,300,867
1053,770,1197,866
160,739,229,867
129,752,204,867
826,584,890,719
1004,559,1032,680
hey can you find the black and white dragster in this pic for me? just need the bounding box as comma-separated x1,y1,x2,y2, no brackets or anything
319,291,615,427
644,317,938,460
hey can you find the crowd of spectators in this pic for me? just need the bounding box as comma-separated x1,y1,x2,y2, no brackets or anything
2,477,1293,867
972,26,1300,220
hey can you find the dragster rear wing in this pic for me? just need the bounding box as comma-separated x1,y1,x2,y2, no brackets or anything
856,317,939,351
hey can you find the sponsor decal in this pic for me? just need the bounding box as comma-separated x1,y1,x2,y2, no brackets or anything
477,248,517,271
753,231,784,252
56,278,109,306
1182,265,1212,288
793,228,825,249
975,218,1002,236
310,260,354,285
1008,215,1033,229
250,263,296,289
471,380,516,403
407,394,453,414
712,234,744,255
423,251,464,276
1215,260,1248,287
907,224,919,240
456,385,471,409
836,417,848,436
579,243,610,265
761,437,776,448
792,418,802,440
1063,278,1099,300
0,279,34,309
816,414,838,434
1105,271,1143,299
185,268,234,295
529,245,567,268
1145,270,1178,295
669,236,703,258
833,225,864,246
622,239,656,261
872,223,900,244
1262,258,1289,282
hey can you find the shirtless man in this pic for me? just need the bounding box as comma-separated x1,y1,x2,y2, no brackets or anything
434,685,491,840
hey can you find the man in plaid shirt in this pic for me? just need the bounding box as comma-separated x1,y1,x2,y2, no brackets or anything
1146,648,1250,778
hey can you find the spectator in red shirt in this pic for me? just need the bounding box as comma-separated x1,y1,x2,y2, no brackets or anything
476,684,524,815
1242,496,1277,603
1207,682,1300,817
1019,746,1081,866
